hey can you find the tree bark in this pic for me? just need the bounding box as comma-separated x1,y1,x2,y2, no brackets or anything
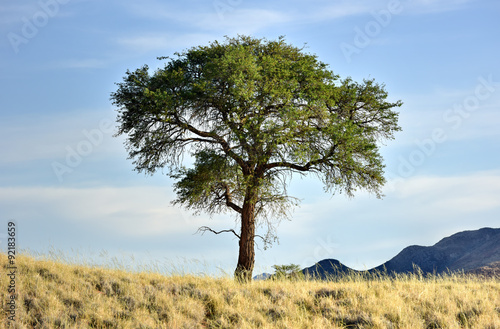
234,186,257,282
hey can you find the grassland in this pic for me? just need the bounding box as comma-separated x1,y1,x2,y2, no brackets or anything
1,253,499,328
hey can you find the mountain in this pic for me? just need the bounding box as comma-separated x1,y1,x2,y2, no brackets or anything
372,227,500,274
301,227,500,279
253,272,272,281
302,258,358,279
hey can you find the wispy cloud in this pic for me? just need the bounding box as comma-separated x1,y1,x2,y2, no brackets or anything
405,0,472,14
114,6,291,55
389,171,500,215
0,110,116,164
116,33,217,54
305,1,387,20
312,0,473,18
50,58,109,69
0,1,75,30
0,3,42,27
390,78,500,147
123,0,290,32
0,186,220,237
112,0,476,58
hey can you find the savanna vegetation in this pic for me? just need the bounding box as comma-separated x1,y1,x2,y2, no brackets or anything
1,253,499,328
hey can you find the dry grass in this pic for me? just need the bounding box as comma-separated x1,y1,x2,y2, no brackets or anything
1,253,499,328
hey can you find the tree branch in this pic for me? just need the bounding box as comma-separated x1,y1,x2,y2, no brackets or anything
264,161,311,172
196,226,267,243
196,226,240,239
172,114,249,171
222,184,243,214
177,137,220,144
254,234,267,242
264,145,337,172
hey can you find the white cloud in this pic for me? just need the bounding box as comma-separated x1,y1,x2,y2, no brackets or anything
387,171,500,215
1,172,497,272
0,4,39,27
117,33,217,54
308,0,471,19
122,0,290,33
115,5,291,54
302,0,393,21
112,0,476,57
50,58,108,69
285,171,500,228
391,79,500,146
0,1,75,33
0,186,227,237
0,109,117,164
201,8,290,32
405,0,472,14
302,0,474,22
0,184,241,273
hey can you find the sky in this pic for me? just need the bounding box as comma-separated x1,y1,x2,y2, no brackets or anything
1,0,499,276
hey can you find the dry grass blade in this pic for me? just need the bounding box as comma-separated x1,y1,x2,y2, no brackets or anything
1,253,499,328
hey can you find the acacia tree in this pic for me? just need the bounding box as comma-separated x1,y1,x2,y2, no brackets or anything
111,35,402,282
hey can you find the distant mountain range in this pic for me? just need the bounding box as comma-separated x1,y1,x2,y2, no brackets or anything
299,227,500,279
253,272,273,280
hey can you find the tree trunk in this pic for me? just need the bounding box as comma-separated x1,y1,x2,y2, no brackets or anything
234,186,257,282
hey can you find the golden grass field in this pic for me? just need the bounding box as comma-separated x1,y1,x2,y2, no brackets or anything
1,253,499,328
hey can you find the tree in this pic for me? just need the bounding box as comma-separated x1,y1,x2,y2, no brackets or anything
111,35,402,282
272,264,304,280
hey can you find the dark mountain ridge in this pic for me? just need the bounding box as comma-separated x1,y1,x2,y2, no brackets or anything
302,259,357,279
302,227,500,279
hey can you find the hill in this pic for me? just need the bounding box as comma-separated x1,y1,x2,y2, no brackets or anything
302,259,358,279
466,261,500,277
302,227,500,279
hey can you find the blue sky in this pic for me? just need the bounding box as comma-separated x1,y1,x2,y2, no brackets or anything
1,0,499,275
